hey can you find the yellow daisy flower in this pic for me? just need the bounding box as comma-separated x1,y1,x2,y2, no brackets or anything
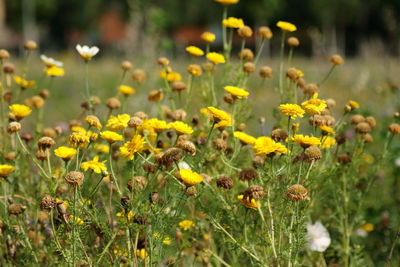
13,76,35,89
215,0,239,5
238,194,260,209
206,52,226,64
321,136,337,149
279,104,305,119
234,131,256,144
93,144,110,154
0,165,15,177
9,104,32,120
179,219,194,231
207,107,232,128
100,131,123,143
106,114,130,131
276,21,297,32
301,93,327,115
223,17,245,28
253,137,288,156
45,66,65,77
179,169,203,186
118,85,136,96
119,135,146,160
185,46,204,57
85,115,102,130
81,156,107,173
292,134,321,148
224,86,249,99
201,32,216,43
54,146,77,160
320,125,335,135
168,121,194,134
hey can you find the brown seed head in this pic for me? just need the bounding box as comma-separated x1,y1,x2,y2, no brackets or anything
252,155,265,168
330,54,344,65
338,153,351,165
287,37,300,47
303,83,319,96
243,62,256,74
128,116,143,128
271,128,288,142
287,184,309,201
39,89,50,99
238,26,253,38
157,57,169,66
257,26,273,39
238,48,254,61
351,114,365,125
213,138,228,151
239,168,258,181
286,68,298,81
0,49,10,60
365,116,377,128
106,97,121,110
363,133,373,143
216,176,233,189
7,122,21,134
132,69,147,83
64,171,84,186
389,123,400,134
259,66,273,79
127,176,147,191
38,136,55,151
40,195,56,211
8,203,26,215
356,122,371,134
148,89,164,102
304,146,322,162
171,81,186,93
121,60,132,71
24,40,38,51
243,185,265,200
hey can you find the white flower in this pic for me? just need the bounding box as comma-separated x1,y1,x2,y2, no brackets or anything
40,55,63,67
76,44,99,60
178,161,191,170
306,221,331,252
395,158,400,168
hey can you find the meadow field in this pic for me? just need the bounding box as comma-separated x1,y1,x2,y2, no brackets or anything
1,1,400,266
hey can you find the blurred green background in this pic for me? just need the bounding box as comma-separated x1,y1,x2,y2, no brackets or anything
3,0,400,57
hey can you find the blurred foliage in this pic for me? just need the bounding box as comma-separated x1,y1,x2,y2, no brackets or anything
5,0,400,54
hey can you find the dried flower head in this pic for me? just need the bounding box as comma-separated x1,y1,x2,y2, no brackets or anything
216,176,233,189
287,184,309,201
304,146,322,162
64,171,84,186
239,168,258,181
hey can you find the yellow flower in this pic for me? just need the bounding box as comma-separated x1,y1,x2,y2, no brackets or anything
185,46,204,57
85,115,102,130
119,135,146,160
223,17,245,28
100,131,123,143
69,215,84,225
363,154,374,164
153,233,172,245
320,125,335,135
54,146,77,160
361,223,374,232
238,194,260,209
179,219,194,231
201,32,216,43
321,136,336,149
276,21,297,32
160,70,182,82
301,93,327,115
168,121,194,134
71,126,86,133
297,70,304,77
206,52,226,64
140,118,169,133
13,76,35,89
215,0,239,5
234,131,256,144
224,86,249,99
292,134,321,148
136,249,147,259
45,66,65,77
93,144,110,154
0,165,15,177
279,104,305,119
179,169,203,186
106,114,130,131
9,104,32,120
348,100,359,109
87,131,98,142
119,85,136,96
81,156,107,173
207,107,232,128
253,137,288,156
69,131,90,148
